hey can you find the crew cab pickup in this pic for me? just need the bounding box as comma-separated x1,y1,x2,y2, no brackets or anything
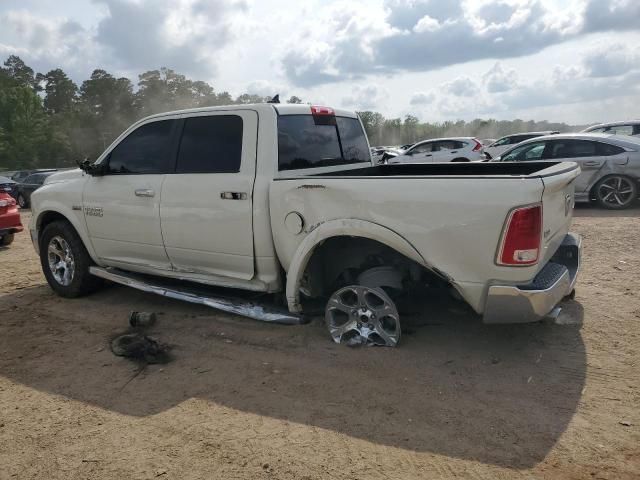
29,103,582,345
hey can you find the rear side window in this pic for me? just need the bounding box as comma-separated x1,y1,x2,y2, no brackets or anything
176,115,243,173
108,120,175,174
278,115,370,171
23,174,39,184
548,140,598,159
597,142,625,156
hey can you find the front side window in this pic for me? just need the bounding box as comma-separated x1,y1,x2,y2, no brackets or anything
501,141,547,161
176,115,243,173
409,142,433,154
23,174,39,184
107,120,175,174
278,115,370,171
492,137,511,147
547,140,598,159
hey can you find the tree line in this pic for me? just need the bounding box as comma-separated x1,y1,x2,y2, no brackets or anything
0,55,577,170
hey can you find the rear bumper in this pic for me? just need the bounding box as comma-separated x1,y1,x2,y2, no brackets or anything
0,212,23,236
483,233,581,324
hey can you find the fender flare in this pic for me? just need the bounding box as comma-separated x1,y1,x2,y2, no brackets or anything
285,219,427,313
34,204,100,264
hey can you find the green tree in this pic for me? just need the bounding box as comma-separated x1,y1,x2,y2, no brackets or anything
39,69,78,114
3,55,39,90
287,95,303,104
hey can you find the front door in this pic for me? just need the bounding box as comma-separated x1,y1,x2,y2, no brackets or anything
160,110,257,280
83,118,178,271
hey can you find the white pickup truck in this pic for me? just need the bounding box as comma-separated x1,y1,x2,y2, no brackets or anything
30,103,582,346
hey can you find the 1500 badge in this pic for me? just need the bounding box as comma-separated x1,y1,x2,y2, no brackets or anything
84,206,103,217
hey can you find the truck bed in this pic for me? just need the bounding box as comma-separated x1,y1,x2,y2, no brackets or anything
309,161,568,177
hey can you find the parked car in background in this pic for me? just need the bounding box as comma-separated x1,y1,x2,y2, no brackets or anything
0,176,17,198
581,121,640,137
491,133,640,209
481,138,496,146
15,171,57,208
484,131,560,159
386,137,484,163
0,192,22,246
10,169,57,183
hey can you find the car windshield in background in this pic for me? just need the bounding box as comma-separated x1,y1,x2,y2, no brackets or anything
278,115,370,171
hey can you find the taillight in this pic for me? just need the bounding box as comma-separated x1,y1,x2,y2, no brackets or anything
472,139,483,152
0,198,16,207
497,204,542,266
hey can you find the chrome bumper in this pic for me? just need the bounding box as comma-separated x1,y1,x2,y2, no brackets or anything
483,233,582,324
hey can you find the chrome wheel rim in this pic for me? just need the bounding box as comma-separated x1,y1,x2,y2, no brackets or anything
598,176,635,207
325,285,401,346
47,236,75,286
17,195,25,208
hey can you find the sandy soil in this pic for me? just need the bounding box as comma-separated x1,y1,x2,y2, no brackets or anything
0,206,639,479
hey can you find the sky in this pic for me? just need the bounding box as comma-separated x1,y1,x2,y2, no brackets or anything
1,0,639,124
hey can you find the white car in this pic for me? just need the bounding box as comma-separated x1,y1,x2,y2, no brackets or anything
581,120,640,137
387,137,484,163
29,103,581,346
484,131,559,159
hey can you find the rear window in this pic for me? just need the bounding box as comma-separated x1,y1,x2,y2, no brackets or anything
278,115,370,171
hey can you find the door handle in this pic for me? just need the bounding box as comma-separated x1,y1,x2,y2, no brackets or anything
134,189,155,197
450,151,458,153
583,161,600,166
221,192,247,200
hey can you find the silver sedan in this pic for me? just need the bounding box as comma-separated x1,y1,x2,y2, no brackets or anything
491,133,640,209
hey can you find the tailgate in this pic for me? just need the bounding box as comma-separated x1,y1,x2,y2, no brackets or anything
539,162,580,266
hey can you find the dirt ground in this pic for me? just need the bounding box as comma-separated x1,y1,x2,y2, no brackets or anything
0,206,639,480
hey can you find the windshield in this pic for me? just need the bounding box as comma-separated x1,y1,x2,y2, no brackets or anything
278,115,370,171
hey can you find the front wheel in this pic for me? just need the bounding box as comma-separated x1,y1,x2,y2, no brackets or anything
39,220,103,297
594,175,637,210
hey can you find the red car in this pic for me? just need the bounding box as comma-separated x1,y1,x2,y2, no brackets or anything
0,193,23,246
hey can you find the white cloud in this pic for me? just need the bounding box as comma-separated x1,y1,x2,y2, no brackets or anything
342,84,388,110
410,91,435,105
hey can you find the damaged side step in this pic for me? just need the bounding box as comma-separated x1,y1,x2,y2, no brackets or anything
89,266,306,325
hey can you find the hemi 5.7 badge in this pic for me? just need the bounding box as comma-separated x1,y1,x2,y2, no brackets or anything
84,206,103,217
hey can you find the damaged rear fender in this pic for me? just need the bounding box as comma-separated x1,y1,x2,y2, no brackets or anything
284,219,428,313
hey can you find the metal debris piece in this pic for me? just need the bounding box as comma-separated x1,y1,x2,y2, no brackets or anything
110,333,170,364
325,285,401,347
129,311,157,327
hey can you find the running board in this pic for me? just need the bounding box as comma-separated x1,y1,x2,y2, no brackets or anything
89,266,305,325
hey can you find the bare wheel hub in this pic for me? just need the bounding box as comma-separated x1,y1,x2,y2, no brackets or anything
325,285,401,347
47,235,75,286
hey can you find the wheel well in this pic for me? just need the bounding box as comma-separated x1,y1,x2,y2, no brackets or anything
37,211,74,246
451,157,470,162
299,236,449,299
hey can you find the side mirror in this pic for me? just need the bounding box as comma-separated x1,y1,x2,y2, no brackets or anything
77,157,106,176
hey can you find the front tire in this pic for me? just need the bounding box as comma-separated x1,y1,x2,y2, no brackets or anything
0,233,14,246
39,220,103,297
594,175,637,210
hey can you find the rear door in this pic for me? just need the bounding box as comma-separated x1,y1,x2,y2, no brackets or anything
545,139,603,193
432,140,458,162
160,110,258,280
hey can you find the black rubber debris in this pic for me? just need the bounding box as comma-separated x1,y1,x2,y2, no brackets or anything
110,333,171,364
